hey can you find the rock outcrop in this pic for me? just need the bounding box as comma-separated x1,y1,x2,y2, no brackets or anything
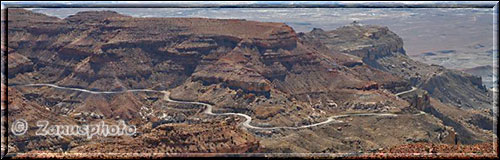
398,88,431,111
301,24,494,146
300,24,492,110
4,9,495,155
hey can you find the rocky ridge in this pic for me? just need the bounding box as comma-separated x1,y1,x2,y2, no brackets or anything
3,9,496,156
300,23,495,145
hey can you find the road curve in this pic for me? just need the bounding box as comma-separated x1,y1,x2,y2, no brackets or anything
395,87,417,96
14,83,421,130
20,83,162,94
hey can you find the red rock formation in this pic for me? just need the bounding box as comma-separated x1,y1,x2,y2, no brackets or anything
4,9,494,157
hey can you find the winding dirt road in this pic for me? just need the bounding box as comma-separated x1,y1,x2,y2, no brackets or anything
395,87,417,96
14,83,422,130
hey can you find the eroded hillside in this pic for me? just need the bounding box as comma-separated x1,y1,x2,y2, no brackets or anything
3,9,496,157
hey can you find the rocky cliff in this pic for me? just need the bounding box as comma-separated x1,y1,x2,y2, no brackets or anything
300,24,492,110
301,24,494,145
4,9,495,155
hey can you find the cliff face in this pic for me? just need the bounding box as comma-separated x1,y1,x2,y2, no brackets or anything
301,24,494,145
420,70,490,108
8,9,406,100
303,25,406,60
5,9,494,154
6,9,409,153
301,24,492,110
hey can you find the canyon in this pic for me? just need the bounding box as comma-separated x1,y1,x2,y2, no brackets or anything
2,9,496,157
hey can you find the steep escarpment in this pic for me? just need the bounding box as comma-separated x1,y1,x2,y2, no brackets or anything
301,24,494,145
7,9,407,104
301,24,492,110
419,70,490,108
6,9,412,144
303,26,406,62
5,9,495,155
